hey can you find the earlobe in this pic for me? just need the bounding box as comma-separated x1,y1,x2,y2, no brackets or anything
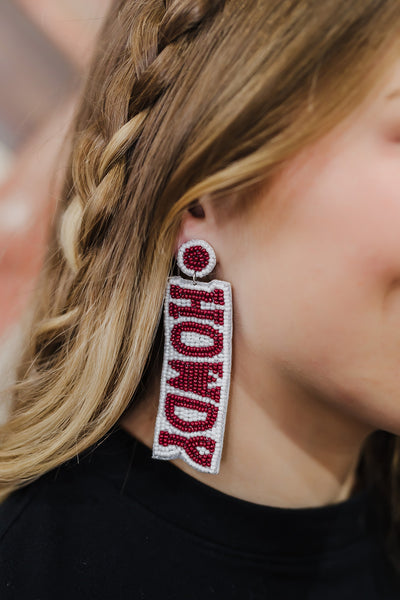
174,201,207,256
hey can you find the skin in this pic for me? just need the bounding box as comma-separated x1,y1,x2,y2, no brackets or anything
121,56,400,508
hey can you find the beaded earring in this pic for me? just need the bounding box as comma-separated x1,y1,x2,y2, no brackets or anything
152,239,233,474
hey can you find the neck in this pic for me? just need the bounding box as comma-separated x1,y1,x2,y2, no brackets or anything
120,355,371,509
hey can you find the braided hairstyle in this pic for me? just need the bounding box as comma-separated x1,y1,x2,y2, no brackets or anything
62,0,226,275
2,0,400,574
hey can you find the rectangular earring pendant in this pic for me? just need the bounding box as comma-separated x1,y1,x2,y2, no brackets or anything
152,271,233,475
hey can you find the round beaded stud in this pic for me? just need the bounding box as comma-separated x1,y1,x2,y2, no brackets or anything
177,239,216,283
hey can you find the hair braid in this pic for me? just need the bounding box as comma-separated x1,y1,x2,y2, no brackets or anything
61,0,225,276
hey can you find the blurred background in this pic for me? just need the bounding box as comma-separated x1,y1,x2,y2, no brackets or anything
0,0,111,413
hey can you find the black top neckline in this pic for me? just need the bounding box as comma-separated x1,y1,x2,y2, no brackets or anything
80,423,379,559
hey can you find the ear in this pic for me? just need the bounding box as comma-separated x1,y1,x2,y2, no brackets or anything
174,197,214,257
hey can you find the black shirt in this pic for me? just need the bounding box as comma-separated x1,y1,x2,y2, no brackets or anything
1,424,400,599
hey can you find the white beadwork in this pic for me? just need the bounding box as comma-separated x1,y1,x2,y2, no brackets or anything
177,239,216,278
152,270,233,475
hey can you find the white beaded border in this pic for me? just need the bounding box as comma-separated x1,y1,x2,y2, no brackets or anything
177,239,216,278
152,275,233,474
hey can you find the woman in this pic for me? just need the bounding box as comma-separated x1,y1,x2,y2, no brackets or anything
1,0,400,597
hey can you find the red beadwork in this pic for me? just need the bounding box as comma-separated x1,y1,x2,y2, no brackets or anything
170,321,223,357
165,393,219,432
158,430,216,467
169,302,224,325
213,288,225,305
169,285,224,325
167,359,222,402
182,245,209,272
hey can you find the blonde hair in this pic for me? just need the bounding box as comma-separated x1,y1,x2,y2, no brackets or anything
2,0,400,572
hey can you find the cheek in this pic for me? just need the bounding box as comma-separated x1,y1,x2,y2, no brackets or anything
232,240,400,431
231,232,360,370
282,143,400,291
231,162,397,372
227,136,400,432
238,245,367,356
228,116,400,330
